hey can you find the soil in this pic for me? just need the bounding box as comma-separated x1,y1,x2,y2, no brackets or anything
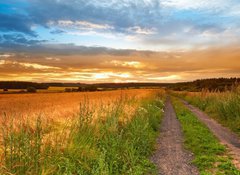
151,98,199,175
182,100,240,169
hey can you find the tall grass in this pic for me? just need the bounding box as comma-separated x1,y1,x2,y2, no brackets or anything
0,92,165,175
173,87,240,135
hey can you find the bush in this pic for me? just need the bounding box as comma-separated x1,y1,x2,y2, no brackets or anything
78,87,84,92
64,88,72,92
27,86,37,93
85,86,98,92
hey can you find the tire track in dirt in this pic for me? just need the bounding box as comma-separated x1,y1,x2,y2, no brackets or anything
181,100,240,169
151,97,199,175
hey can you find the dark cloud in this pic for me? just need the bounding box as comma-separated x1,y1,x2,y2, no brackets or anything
0,34,47,51
0,41,155,56
0,13,36,36
26,0,225,35
27,0,163,30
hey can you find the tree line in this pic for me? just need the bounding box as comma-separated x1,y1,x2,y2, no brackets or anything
0,78,239,92
167,78,240,92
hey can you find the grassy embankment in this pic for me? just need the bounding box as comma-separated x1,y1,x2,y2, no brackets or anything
173,87,240,136
172,97,240,175
0,92,165,175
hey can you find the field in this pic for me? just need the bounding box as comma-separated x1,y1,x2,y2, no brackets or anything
1,87,240,175
0,89,165,174
0,89,154,120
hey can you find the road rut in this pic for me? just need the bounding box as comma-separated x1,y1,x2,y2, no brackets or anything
151,98,199,175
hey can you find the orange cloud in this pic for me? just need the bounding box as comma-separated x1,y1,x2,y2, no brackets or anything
0,45,239,83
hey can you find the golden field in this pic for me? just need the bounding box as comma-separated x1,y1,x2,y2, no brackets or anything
0,89,155,118
0,88,158,147
0,89,165,175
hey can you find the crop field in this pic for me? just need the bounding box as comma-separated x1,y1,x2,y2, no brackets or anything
0,89,154,120
0,89,165,174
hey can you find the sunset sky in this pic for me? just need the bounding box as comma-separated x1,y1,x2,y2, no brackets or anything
0,0,240,83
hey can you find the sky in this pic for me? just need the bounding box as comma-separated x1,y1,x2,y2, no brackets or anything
0,0,240,83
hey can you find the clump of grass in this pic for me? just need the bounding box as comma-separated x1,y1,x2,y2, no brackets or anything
1,92,165,175
172,97,240,175
1,116,46,174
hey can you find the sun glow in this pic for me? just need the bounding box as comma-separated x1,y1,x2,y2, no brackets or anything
93,72,131,80
148,75,182,81
109,60,145,68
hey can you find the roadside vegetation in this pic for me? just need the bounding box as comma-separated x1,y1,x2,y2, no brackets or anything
172,87,240,136
0,91,165,175
172,97,240,175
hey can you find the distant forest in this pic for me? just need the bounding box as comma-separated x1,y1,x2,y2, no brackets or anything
0,78,239,92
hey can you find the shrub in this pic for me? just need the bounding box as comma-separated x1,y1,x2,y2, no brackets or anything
27,86,37,93
64,88,72,92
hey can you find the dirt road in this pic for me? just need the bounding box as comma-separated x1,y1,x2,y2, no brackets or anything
182,100,240,169
151,98,199,175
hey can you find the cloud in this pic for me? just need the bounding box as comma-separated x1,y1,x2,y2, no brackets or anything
0,53,15,58
0,44,239,83
106,60,146,68
0,59,61,70
18,62,61,70
45,57,60,61
54,20,113,30
127,26,157,35
0,42,155,56
50,29,65,34
0,0,240,83
0,13,36,36
147,75,181,81
1,0,240,51
0,34,47,48
160,0,228,10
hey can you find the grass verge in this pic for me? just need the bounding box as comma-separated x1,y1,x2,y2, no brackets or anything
172,97,240,175
1,93,164,175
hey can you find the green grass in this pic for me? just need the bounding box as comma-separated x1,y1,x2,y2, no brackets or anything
172,97,240,175
173,88,240,136
0,92,165,175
